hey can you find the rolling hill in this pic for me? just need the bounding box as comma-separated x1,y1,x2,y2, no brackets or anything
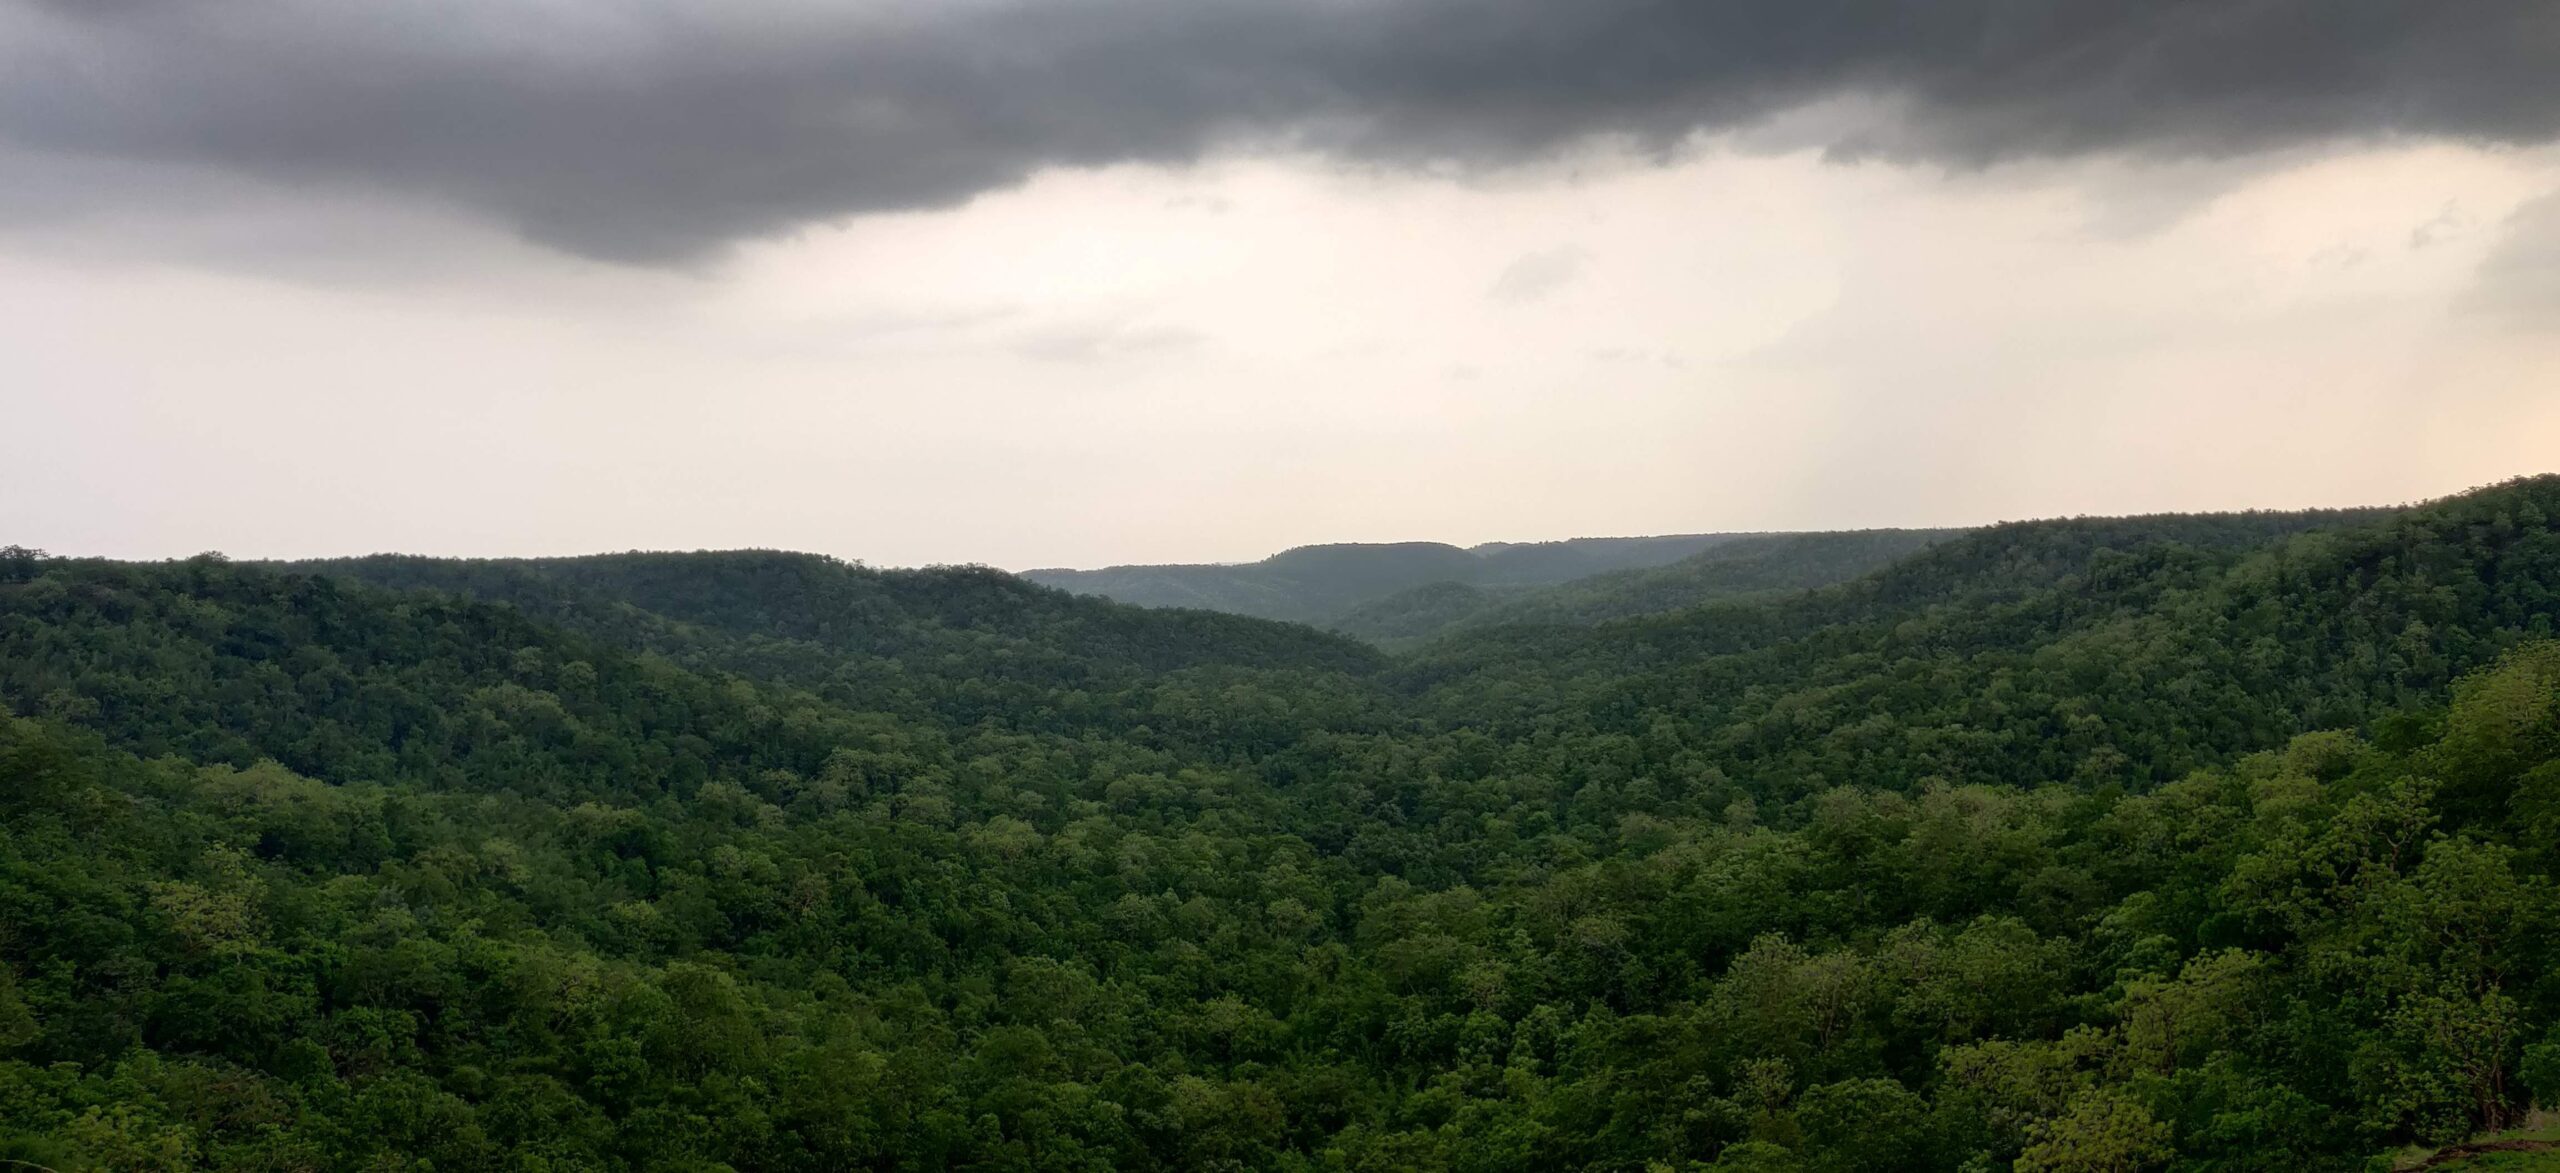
1330,527,1969,646
1020,532,1754,625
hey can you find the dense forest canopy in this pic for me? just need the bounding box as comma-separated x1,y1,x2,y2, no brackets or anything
2,477,2558,1170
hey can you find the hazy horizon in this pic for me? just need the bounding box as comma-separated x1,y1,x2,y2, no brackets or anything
4,472,2524,574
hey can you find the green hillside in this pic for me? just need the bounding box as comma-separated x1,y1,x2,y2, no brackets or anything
1021,532,1750,625
282,551,1383,734
1,479,2557,1170
1331,528,1970,646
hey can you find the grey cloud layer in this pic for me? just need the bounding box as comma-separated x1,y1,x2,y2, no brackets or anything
6,0,2556,262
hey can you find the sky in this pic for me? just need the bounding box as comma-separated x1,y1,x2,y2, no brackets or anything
3,1,2557,570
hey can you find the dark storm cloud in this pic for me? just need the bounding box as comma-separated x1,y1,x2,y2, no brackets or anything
5,0,2556,263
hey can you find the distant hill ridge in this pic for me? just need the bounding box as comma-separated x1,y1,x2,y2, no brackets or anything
274,549,1384,732
1331,527,1972,646
1021,532,1758,624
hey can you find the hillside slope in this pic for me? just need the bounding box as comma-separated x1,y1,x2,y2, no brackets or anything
1399,493,2536,798
286,550,1384,731
1022,532,1749,624
1332,527,1967,645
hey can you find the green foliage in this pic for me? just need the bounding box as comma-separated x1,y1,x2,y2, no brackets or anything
0,477,2555,1169
2017,1091,2173,1173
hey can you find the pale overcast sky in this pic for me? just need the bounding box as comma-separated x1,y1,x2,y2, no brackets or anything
3,1,2556,569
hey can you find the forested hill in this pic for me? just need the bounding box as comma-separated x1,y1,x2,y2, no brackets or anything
282,551,1384,729
1021,532,1752,625
293,551,1381,676
1330,528,1969,646
1401,504,2409,682
2,479,2560,1171
1398,496,2513,795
